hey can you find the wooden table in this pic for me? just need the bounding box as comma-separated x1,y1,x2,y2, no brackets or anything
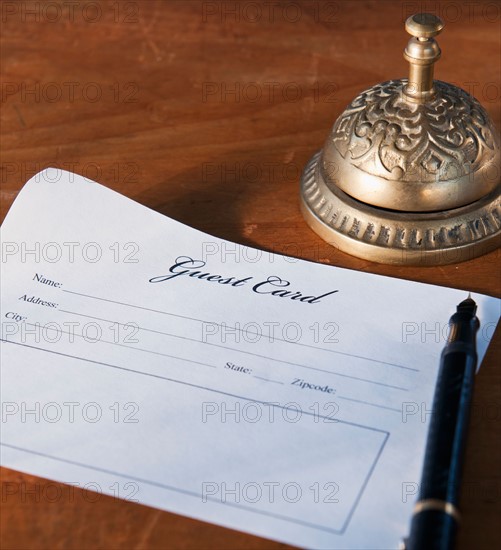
1,1,499,548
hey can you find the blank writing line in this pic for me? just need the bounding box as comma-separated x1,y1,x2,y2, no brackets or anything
337,395,401,414
25,323,218,371
58,309,407,391
253,376,284,385
37,317,407,391
0,338,389,436
61,288,417,372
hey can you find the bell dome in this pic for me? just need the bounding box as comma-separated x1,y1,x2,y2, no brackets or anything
320,78,500,212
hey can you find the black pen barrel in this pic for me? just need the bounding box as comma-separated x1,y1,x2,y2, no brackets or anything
407,300,479,550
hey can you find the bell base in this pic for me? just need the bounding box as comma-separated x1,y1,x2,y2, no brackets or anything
300,152,501,266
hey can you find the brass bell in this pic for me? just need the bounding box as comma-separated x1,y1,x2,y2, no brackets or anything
300,13,500,266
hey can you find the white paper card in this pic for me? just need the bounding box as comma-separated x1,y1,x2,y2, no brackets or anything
1,169,499,549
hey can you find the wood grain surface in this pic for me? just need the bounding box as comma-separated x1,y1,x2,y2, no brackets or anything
1,1,499,549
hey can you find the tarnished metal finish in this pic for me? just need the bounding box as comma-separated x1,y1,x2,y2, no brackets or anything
299,13,501,265
322,79,500,212
300,152,501,266
403,13,443,103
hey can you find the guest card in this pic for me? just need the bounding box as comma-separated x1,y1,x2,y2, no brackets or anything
1,169,499,548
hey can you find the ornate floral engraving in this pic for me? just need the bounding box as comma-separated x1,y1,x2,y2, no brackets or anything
331,79,499,182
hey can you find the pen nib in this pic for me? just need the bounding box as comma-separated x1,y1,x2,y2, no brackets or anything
457,295,477,316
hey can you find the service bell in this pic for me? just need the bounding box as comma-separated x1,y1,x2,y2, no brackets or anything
300,13,500,265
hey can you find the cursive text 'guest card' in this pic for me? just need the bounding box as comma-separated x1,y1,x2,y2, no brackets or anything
1,170,499,549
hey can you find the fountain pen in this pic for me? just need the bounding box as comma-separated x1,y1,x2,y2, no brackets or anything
405,296,480,550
